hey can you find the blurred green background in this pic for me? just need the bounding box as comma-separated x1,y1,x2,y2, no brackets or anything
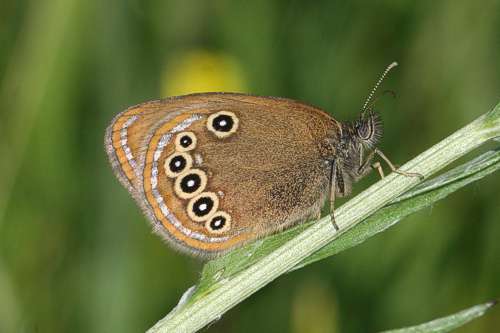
1,1,499,332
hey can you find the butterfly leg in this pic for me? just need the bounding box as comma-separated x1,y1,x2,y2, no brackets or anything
357,149,382,179
329,160,340,231
372,162,385,179
374,148,423,179
330,189,339,231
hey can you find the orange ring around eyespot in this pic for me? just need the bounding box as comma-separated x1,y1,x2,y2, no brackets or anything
186,192,219,222
174,168,207,199
206,211,232,234
175,131,197,152
206,111,239,138
164,152,192,178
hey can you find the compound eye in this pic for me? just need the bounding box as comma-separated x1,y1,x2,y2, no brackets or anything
187,192,219,222
205,211,231,234
175,131,197,152
207,111,239,138
356,120,373,141
174,169,207,199
164,152,192,178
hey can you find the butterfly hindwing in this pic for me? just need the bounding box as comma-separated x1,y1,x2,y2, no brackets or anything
132,93,340,257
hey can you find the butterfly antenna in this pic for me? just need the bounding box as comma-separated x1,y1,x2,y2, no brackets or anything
361,61,398,117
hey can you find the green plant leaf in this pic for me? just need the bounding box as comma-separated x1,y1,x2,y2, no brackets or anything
380,300,497,333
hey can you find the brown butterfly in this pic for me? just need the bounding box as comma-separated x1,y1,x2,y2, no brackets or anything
105,62,419,258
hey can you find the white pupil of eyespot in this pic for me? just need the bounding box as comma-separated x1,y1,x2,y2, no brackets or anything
187,180,195,187
174,161,181,167
219,120,227,126
214,220,221,226
199,203,207,211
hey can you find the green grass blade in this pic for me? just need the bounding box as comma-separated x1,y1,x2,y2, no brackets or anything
380,301,497,333
294,147,500,270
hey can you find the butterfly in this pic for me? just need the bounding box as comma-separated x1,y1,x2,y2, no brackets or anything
105,62,419,258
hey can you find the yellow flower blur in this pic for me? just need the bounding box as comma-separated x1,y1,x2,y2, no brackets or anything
162,50,247,97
